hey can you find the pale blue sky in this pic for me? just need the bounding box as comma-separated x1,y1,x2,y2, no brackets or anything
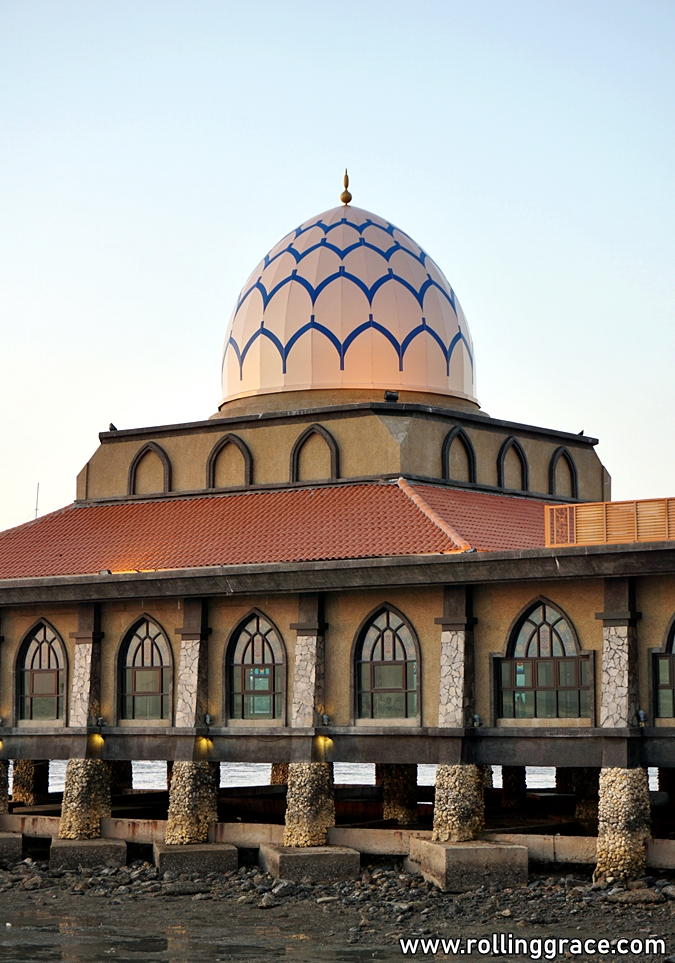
1,0,674,530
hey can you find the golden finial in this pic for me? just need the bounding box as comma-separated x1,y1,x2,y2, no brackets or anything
340,168,352,205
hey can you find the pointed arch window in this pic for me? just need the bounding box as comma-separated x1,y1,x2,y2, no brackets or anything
19,623,66,721
228,614,284,720
654,621,675,718
498,602,591,719
356,608,418,720
121,619,171,720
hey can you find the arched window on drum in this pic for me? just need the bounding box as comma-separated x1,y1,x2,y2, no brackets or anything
355,608,418,720
498,602,591,720
18,622,66,721
120,619,171,721
228,614,284,721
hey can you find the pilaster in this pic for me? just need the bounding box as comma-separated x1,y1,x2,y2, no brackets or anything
596,578,641,728
68,604,103,727
435,586,475,728
290,594,326,727
174,599,210,728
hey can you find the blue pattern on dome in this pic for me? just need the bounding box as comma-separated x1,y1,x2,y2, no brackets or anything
226,315,473,379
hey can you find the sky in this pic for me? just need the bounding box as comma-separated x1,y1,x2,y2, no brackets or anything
1,0,674,532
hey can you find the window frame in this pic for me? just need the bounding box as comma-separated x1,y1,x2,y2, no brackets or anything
352,605,421,725
225,611,286,725
117,617,173,724
16,621,67,725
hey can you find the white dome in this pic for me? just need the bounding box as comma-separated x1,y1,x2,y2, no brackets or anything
221,204,476,405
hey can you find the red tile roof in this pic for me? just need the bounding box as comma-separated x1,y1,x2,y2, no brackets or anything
0,481,548,580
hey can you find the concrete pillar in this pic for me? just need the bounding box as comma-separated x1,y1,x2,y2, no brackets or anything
432,764,484,842
283,762,335,847
501,766,526,810
0,761,8,815
109,761,133,793
574,767,600,820
166,760,173,791
58,759,111,839
165,761,219,844
482,765,493,789
290,594,326,727
376,763,418,826
68,603,103,726
595,768,650,881
175,599,210,727
270,763,289,785
12,760,49,805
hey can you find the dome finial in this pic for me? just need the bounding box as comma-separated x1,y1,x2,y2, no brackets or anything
340,168,352,205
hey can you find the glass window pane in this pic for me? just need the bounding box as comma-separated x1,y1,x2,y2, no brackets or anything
359,663,371,690
373,664,404,690
531,606,544,625
123,696,134,719
500,692,514,718
536,689,556,718
134,669,160,694
500,662,511,688
373,692,405,719
251,695,272,716
274,694,282,717
659,659,671,686
514,662,531,688
146,695,161,718
31,672,57,695
274,669,282,692
406,692,418,717
556,621,576,655
558,661,576,687
580,660,591,686
579,689,591,718
407,662,417,690
231,694,242,719
19,696,29,720
537,662,554,687
232,670,242,693
658,689,674,718
514,690,535,719
20,672,30,695
513,626,529,657
527,638,538,657
539,624,551,657
125,668,133,694
558,689,579,718
552,639,563,657
31,697,57,720
358,693,371,718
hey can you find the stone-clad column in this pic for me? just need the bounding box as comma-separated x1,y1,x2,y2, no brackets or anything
284,595,333,847
595,768,650,881
12,760,49,805
283,762,335,847
595,578,648,880
270,763,289,784
376,764,418,825
0,761,9,814
68,603,103,727
165,761,219,844
174,599,210,728
59,759,111,839
432,587,485,840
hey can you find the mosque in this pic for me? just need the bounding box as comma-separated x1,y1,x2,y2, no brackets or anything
0,174,674,883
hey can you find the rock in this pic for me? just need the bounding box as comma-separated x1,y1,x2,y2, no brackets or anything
272,879,296,897
316,895,339,904
661,886,675,900
607,889,664,904
162,881,212,896
258,893,277,908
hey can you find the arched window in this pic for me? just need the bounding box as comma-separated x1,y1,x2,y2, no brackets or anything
442,427,476,484
121,619,171,720
18,623,66,721
228,614,284,720
497,436,529,491
655,620,675,718
355,608,418,720
549,447,579,499
498,602,590,720
290,425,339,483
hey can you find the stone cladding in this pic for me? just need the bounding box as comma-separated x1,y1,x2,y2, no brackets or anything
599,625,639,728
270,763,289,785
432,764,484,842
376,764,418,826
12,760,49,805
291,635,324,727
482,764,493,788
175,638,208,728
595,767,650,881
437,630,473,727
58,759,111,839
165,761,219,844
0,761,8,815
283,762,335,847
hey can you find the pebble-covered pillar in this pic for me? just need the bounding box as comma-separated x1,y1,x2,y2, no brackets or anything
109,761,133,793
165,761,219,844
595,767,650,881
482,765,493,789
270,763,289,785
12,760,49,805
68,603,103,727
174,600,209,728
0,761,9,815
501,766,526,809
58,759,111,839
283,762,335,847
432,764,484,841
376,763,418,826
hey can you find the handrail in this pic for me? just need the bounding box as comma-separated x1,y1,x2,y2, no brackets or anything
545,498,675,547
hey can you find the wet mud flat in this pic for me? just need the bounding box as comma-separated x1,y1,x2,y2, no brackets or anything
3,859,675,962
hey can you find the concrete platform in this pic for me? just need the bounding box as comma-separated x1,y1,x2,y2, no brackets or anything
0,832,22,863
50,838,127,871
258,843,360,882
153,842,238,875
408,838,528,892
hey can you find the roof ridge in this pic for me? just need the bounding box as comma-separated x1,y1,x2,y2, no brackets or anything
396,477,471,551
